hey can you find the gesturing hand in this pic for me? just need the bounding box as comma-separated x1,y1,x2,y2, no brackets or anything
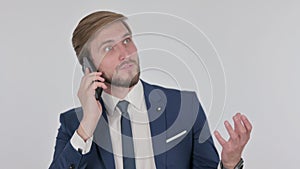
214,113,252,169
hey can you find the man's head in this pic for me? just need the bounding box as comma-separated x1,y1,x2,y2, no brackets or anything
72,11,140,88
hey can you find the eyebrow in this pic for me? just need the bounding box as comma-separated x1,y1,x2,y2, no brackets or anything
98,32,131,50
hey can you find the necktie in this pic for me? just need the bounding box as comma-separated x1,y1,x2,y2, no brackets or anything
117,100,136,169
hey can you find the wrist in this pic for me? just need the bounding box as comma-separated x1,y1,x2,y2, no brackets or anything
221,158,244,169
80,114,100,134
77,123,92,141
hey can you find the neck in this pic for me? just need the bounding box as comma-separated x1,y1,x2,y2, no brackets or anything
103,84,134,99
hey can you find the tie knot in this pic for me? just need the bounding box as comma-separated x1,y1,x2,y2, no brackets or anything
117,100,129,115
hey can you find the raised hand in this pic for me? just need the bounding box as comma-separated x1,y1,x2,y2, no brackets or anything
214,113,252,169
77,68,107,141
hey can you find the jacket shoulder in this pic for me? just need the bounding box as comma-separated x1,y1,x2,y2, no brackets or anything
59,107,83,135
141,80,197,98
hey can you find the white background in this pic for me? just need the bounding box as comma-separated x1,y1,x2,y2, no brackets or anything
0,1,299,168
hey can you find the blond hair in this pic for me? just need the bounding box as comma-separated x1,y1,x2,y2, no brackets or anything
72,11,130,65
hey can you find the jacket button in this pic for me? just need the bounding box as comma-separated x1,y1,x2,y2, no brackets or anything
69,164,75,169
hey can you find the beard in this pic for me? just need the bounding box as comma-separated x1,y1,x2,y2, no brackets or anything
102,59,140,88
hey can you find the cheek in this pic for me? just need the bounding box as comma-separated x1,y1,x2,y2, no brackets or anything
99,56,117,72
128,43,137,54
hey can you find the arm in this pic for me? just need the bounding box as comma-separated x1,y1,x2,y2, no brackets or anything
49,69,107,169
191,92,220,169
49,113,85,169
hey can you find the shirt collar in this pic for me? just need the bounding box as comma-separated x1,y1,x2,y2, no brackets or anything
101,80,144,116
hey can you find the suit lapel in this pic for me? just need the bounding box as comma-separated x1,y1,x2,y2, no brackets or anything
142,81,167,169
88,81,169,169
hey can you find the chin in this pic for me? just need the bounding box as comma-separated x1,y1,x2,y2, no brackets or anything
111,72,140,88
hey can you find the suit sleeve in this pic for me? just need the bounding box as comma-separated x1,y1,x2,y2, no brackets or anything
49,113,87,169
191,92,220,169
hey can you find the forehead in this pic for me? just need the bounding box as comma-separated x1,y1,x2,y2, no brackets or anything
91,21,130,44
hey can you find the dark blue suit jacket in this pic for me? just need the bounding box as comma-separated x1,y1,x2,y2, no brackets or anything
49,81,219,169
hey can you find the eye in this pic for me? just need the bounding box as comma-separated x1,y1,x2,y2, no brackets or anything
123,38,131,45
104,46,113,52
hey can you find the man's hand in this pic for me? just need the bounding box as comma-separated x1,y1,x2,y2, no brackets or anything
214,113,252,169
77,68,107,141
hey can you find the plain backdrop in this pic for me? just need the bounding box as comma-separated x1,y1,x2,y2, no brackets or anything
0,1,299,168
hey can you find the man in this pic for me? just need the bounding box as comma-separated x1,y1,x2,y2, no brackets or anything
49,11,252,169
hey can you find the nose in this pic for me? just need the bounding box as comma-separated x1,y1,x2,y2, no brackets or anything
115,42,130,61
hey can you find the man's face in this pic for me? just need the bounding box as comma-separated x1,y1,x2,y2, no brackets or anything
89,21,140,88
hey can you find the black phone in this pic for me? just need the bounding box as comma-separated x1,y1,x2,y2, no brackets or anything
82,56,103,100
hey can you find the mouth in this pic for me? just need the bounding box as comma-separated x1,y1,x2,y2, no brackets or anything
119,61,135,70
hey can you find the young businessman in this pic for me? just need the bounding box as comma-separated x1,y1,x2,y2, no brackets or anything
49,11,252,169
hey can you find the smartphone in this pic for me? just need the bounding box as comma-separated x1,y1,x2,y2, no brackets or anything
82,56,103,100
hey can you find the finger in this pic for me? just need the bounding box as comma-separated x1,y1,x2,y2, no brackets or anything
84,68,91,75
87,71,103,77
233,113,250,145
83,73,105,89
241,114,252,133
225,121,239,143
87,72,105,82
91,82,108,90
214,130,227,147
82,69,97,86
233,113,247,135
83,82,107,97
92,76,105,83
